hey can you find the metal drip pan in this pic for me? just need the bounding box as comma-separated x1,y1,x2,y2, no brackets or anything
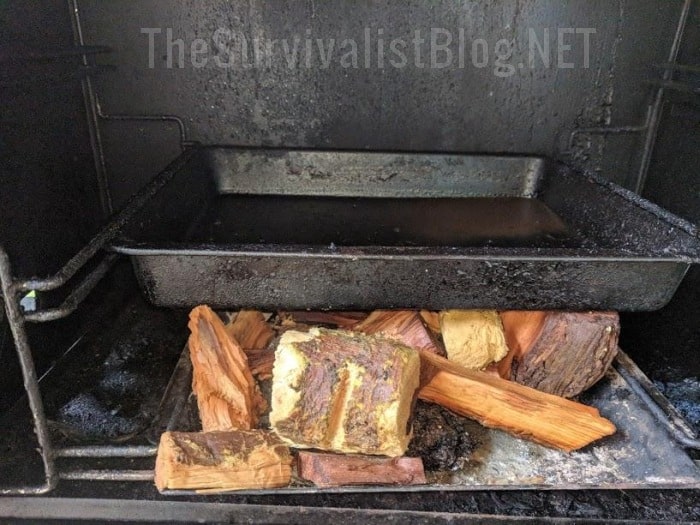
113,147,700,311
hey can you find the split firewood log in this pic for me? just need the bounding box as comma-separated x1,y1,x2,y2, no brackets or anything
499,311,620,398
354,310,445,356
188,305,266,431
154,430,292,492
224,310,276,381
278,311,368,329
270,328,420,456
297,451,426,488
419,310,441,337
439,310,509,370
225,310,275,351
418,350,616,452
244,347,276,381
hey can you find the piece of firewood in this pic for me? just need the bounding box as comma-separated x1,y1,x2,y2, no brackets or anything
245,347,276,380
419,310,441,336
417,350,616,452
482,349,515,380
270,312,314,334
439,310,509,370
270,328,420,457
224,310,276,380
278,311,368,329
188,305,266,431
154,430,292,492
355,310,445,356
225,310,275,351
500,311,620,398
297,451,426,488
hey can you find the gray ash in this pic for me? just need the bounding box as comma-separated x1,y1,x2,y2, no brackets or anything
58,392,140,439
654,377,700,433
407,401,475,471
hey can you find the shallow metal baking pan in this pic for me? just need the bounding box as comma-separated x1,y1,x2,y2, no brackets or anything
113,146,700,311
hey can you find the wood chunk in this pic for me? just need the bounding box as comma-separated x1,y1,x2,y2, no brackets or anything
225,310,275,380
195,393,250,434
245,347,276,380
482,350,515,380
225,310,275,351
355,310,445,356
417,350,616,452
188,305,266,431
419,311,441,336
439,310,509,370
270,328,420,457
297,451,426,488
279,311,368,329
500,311,620,398
154,430,292,492
269,312,314,335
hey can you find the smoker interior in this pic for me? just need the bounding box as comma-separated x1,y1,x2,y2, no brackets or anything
2,1,700,522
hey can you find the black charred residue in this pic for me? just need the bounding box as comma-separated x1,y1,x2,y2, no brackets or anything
407,401,476,471
51,302,187,442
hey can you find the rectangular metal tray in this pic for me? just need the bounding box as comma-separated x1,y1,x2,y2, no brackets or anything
113,146,700,311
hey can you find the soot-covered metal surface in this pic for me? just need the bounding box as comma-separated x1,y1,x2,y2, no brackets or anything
76,0,687,201
3,293,699,494
0,296,187,490
114,147,700,311
44,303,187,445
1,292,699,521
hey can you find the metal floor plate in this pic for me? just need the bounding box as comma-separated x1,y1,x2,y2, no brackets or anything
1,296,698,493
160,363,700,495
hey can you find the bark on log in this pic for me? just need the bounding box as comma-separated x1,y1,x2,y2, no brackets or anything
417,350,616,452
297,451,426,488
188,305,266,431
270,328,420,456
439,310,509,370
154,430,292,492
355,310,445,356
499,311,620,398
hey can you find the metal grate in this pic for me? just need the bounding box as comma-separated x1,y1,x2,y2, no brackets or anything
0,149,195,494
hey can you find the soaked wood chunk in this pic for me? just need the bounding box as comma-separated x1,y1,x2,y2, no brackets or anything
500,311,620,397
355,310,445,356
270,328,420,456
439,310,509,370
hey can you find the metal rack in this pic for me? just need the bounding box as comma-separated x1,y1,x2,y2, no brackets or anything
0,148,195,494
